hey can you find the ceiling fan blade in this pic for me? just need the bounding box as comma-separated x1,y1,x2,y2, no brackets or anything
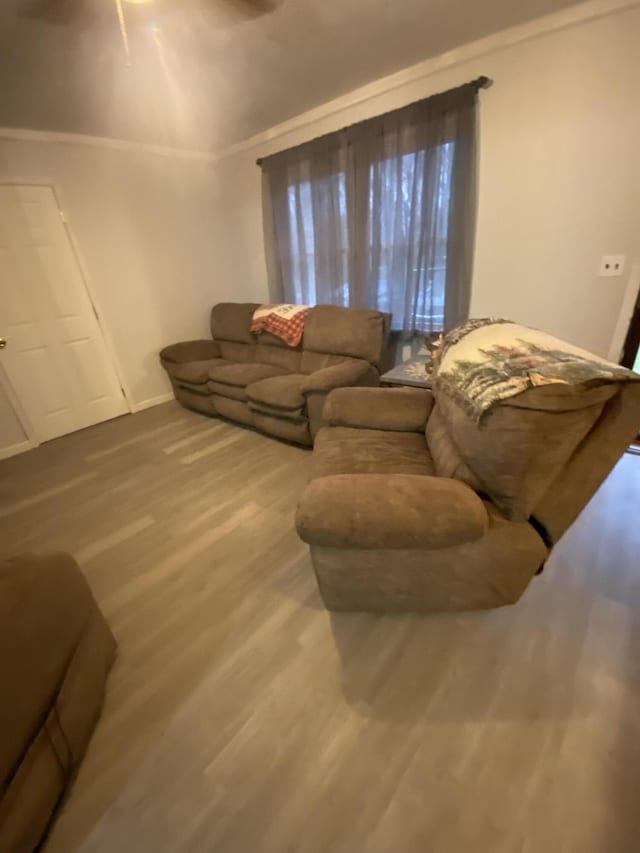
214,0,283,20
18,0,104,27
15,0,283,30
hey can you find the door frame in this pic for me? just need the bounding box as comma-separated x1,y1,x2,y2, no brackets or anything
0,181,131,453
0,363,38,458
608,262,640,364
620,291,640,369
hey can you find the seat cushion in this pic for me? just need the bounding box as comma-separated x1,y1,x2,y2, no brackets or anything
208,362,289,389
252,412,312,446
208,381,249,402
247,374,308,413
312,426,435,480
168,358,231,385
175,380,211,397
174,386,214,414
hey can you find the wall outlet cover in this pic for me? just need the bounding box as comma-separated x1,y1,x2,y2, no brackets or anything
599,255,626,277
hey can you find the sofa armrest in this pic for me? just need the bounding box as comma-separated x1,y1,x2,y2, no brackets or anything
159,339,221,364
324,387,434,433
296,474,488,550
302,359,378,395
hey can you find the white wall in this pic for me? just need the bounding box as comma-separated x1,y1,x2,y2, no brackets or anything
0,0,636,446
209,0,640,358
0,139,264,410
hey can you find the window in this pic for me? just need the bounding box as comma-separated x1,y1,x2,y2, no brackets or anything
262,83,478,335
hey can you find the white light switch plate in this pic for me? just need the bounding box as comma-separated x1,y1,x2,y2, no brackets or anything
598,255,626,277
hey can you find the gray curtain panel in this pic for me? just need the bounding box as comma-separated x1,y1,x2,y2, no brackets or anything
261,83,478,335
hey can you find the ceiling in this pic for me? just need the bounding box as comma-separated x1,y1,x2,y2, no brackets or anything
0,0,582,152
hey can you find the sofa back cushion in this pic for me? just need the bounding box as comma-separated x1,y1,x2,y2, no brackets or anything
217,341,254,362
425,406,482,491
210,303,258,364
300,351,367,375
429,382,618,523
210,303,259,344
209,302,390,373
256,333,303,372
532,382,640,542
302,305,390,369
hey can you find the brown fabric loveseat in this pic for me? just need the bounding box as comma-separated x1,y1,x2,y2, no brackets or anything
0,553,115,853
296,342,640,613
160,303,391,446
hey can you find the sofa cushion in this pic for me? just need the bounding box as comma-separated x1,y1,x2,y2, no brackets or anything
532,382,640,542
247,374,308,413
175,386,214,414
249,404,307,423
168,358,231,385
426,405,482,490
433,384,618,521
313,426,435,480
208,381,249,402
209,362,289,389
210,303,259,344
251,412,312,446
302,305,390,368
256,341,303,373
160,339,221,364
325,387,433,432
218,341,256,364
176,379,212,396
296,474,489,550
211,395,255,426
300,352,368,375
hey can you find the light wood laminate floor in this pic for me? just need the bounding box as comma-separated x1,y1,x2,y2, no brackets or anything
1,401,639,853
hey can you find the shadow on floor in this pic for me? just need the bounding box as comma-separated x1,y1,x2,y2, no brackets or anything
328,565,595,726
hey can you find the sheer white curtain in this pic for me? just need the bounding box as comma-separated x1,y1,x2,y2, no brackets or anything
261,83,478,335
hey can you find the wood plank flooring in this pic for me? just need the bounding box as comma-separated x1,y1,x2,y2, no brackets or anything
1,401,639,853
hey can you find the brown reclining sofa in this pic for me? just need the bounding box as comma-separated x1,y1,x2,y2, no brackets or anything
160,303,391,446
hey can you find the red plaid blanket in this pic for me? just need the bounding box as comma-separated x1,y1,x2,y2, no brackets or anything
250,304,311,347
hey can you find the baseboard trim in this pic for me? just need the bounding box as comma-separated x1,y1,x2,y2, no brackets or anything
131,393,175,413
0,439,38,461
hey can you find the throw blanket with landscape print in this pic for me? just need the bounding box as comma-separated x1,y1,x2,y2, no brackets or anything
434,318,640,421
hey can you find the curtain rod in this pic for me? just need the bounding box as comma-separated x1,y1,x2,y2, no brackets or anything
256,75,493,167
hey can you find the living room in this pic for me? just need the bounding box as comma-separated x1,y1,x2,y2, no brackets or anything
1,0,639,851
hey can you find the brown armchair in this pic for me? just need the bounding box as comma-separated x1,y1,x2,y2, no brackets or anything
296,358,640,612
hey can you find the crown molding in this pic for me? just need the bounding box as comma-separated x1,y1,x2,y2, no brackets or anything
0,0,636,166
0,126,217,163
216,0,639,162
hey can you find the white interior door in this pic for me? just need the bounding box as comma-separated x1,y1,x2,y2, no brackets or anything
0,185,128,443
